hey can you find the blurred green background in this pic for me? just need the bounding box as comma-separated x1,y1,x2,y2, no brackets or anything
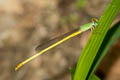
0,0,120,80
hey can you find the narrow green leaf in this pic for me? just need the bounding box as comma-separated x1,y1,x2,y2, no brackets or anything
74,0,120,80
70,68,101,80
89,74,100,80
70,68,76,80
88,21,120,79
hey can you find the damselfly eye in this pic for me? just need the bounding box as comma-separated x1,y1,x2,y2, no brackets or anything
92,18,98,27
92,18,98,23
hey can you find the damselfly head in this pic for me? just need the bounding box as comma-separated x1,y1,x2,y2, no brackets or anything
92,18,98,27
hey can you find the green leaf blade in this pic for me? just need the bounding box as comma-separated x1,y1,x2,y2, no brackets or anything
74,0,120,80
88,21,120,79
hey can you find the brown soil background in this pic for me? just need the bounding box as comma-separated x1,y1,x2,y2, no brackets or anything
0,0,120,80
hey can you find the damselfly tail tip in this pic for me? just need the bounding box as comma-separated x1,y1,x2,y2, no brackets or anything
15,63,23,71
